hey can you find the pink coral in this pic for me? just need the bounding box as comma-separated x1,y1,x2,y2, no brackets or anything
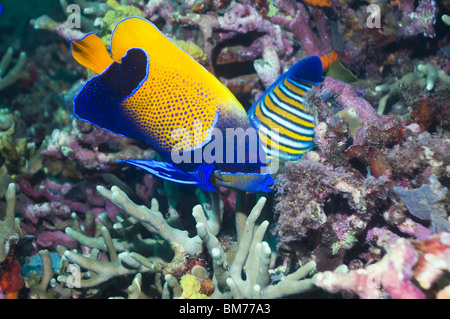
36,231,77,250
41,122,156,172
397,0,439,38
315,232,450,298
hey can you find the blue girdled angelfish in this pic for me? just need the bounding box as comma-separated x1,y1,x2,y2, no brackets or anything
248,56,323,161
71,17,273,193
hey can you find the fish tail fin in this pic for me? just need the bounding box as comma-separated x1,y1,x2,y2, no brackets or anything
71,33,114,74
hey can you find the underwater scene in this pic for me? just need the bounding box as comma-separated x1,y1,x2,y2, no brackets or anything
0,0,449,301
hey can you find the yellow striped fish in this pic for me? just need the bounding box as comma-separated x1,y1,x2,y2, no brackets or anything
248,56,323,161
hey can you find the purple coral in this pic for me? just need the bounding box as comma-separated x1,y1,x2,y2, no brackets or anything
397,0,439,38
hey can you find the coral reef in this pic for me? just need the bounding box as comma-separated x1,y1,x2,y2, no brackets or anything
0,0,448,301
315,232,450,299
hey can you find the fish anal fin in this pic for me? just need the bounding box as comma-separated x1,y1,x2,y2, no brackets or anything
191,164,216,192
119,159,198,185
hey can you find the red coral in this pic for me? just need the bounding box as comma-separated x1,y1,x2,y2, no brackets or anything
0,257,24,299
199,278,215,296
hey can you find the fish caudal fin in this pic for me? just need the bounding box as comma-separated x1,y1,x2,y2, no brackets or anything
71,33,114,74
73,48,150,143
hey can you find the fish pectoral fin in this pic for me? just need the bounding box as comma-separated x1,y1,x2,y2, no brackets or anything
71,33,114,74
189,164,216,192
119,159,198,185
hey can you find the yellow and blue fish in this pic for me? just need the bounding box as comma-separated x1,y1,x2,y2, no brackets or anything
248,56,323,162
71,17,273,193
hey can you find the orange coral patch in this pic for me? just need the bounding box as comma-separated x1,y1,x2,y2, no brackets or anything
303,0,332,7
319,50,338,73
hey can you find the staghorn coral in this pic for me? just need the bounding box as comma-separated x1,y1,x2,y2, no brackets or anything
163,273,209,299
0,183,25,299
57,187,317,299
0,47,27,91
0,184,22,264
54,184,216,296
443,14,450,26
166,197,318,299
375,63,450,120
30,0,96,41
6,0,448,301
26,249,74,299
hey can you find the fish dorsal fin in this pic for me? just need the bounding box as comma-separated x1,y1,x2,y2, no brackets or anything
288,56,323,84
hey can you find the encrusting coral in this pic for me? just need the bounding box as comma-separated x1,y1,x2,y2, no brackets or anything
315,232,450,299
394,175,449,234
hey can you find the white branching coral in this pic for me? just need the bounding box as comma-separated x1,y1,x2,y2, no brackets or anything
58,185,317,299
0,47,27,91
0,183,22,263
375,63,450,114
192,197,317,299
